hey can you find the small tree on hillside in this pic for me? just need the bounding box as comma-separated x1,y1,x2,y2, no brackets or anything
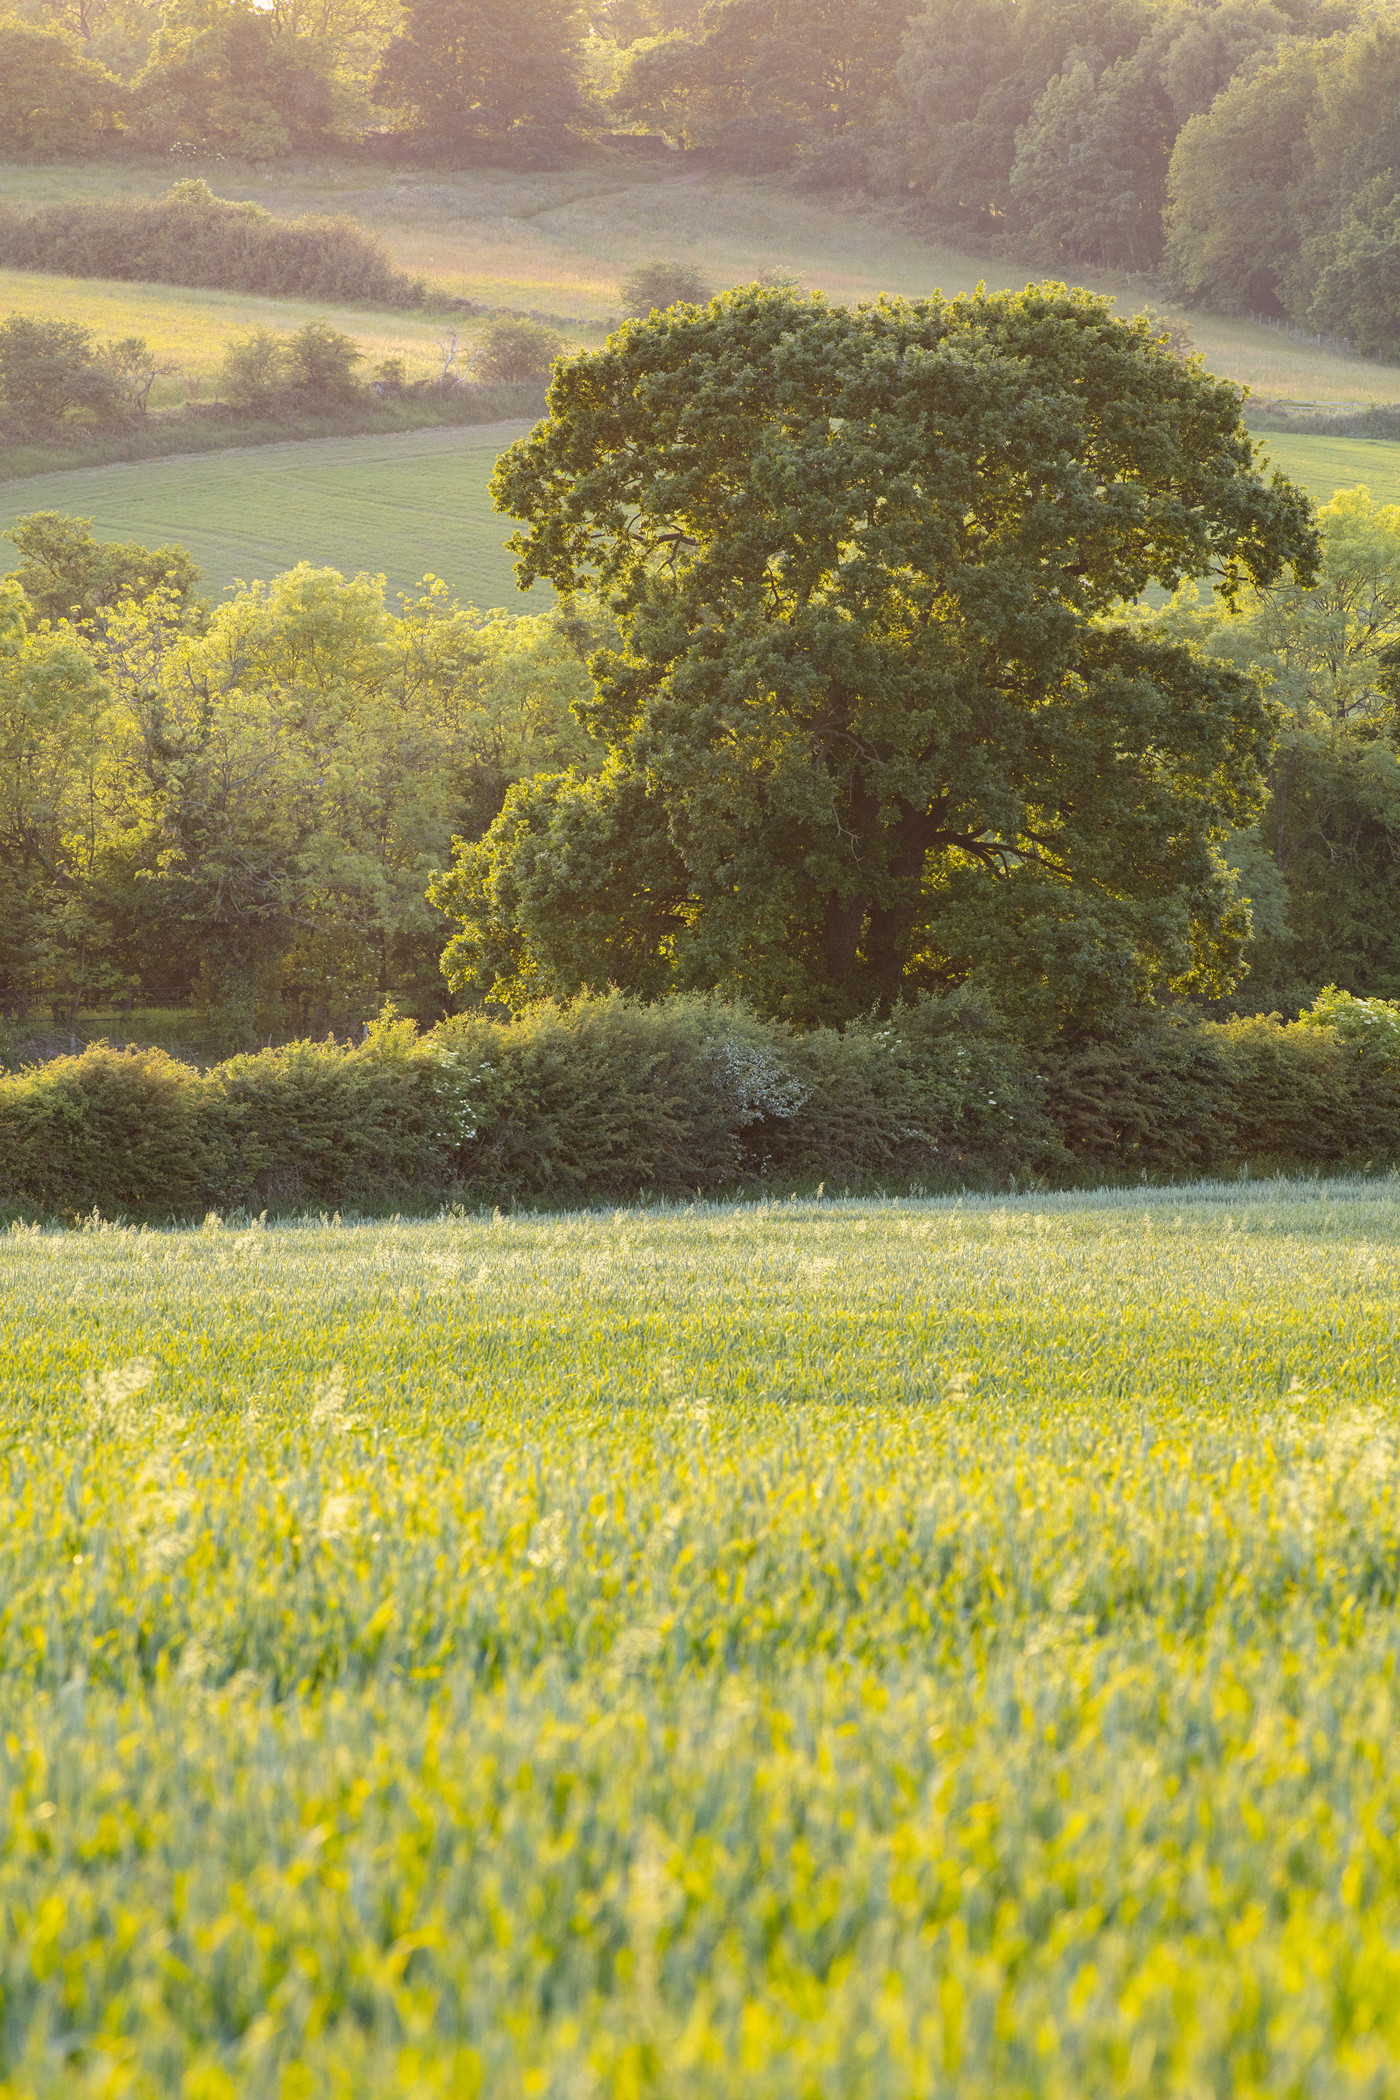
0,315,128,437
219,322,362,411
284,320,362,401
618,259,711,315
471,317,563,384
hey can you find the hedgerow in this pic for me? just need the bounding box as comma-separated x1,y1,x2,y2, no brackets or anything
0,180,425,307
3,992,1400,1221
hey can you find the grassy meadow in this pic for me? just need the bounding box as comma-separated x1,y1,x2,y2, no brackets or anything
0,268,530,410
2,157,1398,599
5,1178,1400,2094
1258,431,1400,511
0,422,538,604
3,157,1399,405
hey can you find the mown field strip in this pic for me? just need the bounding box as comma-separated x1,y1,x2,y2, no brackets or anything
0,421,538,605
5,1179,1400,2093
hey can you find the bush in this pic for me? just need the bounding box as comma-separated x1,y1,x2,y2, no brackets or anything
0,181,425,308
617,261,712,318
470,317,562,385
0,315,128,440
0,1046,226,1218
1043,1007,1400,1178
218,321,363,413
207,1016,454,1213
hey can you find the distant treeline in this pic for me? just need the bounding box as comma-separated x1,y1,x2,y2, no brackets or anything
5,0,1399,350
0,181,424,306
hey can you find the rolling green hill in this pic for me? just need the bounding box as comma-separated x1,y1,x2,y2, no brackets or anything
4,157,1399,408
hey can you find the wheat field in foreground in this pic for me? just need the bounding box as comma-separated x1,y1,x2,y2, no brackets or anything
4,1179,1400,2096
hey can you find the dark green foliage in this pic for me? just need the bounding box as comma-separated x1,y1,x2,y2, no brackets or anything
617,260,711,316
7,994,1400,1221
455,283,1315,1030
132,6,342,160
0,314,128,440
471,316,563,383
207,1020,453,1213
0,181,425,308
437,992,1059,1200
1241,734,1400,1011
4,512,201,625
884,0,1350,264
0,14,126,159
373,0,583,162
1045,1014,1400,1175
1164,16,1400,333
1008,53,1173,268
219,320,364,412
621,259,717,315
0,1045,227,1218
1307,180,1400,359
612,0,908,174
436,993,797,1198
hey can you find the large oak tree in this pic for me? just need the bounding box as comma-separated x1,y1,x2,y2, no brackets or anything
434,283,1318,1030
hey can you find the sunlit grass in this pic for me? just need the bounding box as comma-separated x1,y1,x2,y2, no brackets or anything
4,1178,1400,2093
0,421,538,604
3,158,1398,403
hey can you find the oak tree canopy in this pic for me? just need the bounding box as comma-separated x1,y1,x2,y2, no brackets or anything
434,282,1318,1030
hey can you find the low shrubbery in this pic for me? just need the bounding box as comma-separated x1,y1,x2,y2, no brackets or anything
5,991,1400,1222
0,182,424,307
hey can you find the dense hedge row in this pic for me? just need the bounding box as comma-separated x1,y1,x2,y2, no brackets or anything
2,994,1399,1222
0,183,424,308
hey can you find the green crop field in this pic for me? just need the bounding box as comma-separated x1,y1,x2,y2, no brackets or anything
5,157,1400,407
0,422,539,606
6,1178,1400,2095
1259,431,1400,511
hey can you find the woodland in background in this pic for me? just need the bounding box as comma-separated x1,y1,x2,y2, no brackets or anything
5,0,1400,353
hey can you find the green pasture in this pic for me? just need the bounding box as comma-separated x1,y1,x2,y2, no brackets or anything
0,421,538,605
4,157,1399,406
1259,429,1400,510
6,1180,1400,2093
